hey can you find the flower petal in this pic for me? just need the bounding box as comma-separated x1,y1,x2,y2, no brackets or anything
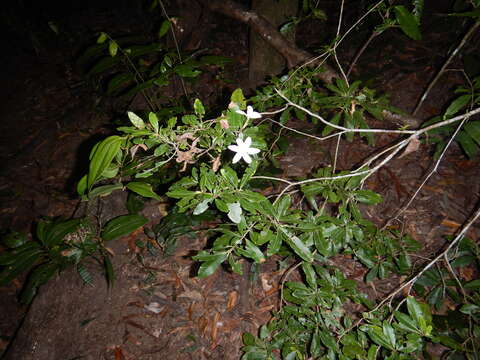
246,147,260,155
232,153,242,163
235,109,247,116
244,137,252,147
242,153,252,163
228,145,240,152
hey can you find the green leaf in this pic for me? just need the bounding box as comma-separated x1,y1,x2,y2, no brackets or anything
88,184,123,199
87,136,123,190
0,242,42,266
107,72,134,95
362,325,394,350
0,250,42,286
406,296,427,329
279,227,313,262
97,32,107,44
194,98,205,118
231,88,246,109
193,199,211,215
104,255,114,287
301,262,317,289
77,174,87,196
382,322,396,349
465,279,480,289
266,232,282,256
127,111,146,129
465,121,480,145
126,182,161,200
445,94,471,117
175,64,201,78
108,40,118,57
2,232,28,249
220,167,239,187
199,55,231,66
460,303,480,315
456,130,478,158
197,252,228,278
158,20,171,38
148,112,159,133
243,332,256,346
394,5,422,40
227,202,242,224
45,218,83,248
354,190,382,205
367,344,378,360
242,240,266,263
394,311,420,333
319,331,338,350
101,214,148,241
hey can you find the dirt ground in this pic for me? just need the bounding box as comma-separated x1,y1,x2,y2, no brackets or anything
1,1,480,359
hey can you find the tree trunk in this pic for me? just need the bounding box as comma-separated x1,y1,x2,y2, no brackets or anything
248,0,298,87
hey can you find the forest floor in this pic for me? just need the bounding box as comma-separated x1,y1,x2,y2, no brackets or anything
1,2,479,359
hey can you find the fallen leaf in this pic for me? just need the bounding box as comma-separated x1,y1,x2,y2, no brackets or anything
144,302,165,314
227,290,238,311
399,136,420,159
211,312,221,342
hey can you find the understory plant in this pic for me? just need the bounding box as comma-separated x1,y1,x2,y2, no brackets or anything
1,0,480,359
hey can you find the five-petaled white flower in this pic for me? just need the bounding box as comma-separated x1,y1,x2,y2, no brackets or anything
228,136,260,164
236,106,262,119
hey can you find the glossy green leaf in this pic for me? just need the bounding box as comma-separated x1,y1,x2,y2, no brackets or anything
197,252,227,278
394,311,420,333
279,227,313,262
239,240,265,263
97,32,107,44
101,214,148,241
445,94,471,117
87,136,123,190
127,111,146,129
354,190,382,205
266,232,282,256
104,254,114,287
301,262,317,289
465,121,480,145
158,20,171,38
394,5,422,40
126,182,161,200
194,98,205,118
88,184,123,199
45,218,83,247
456,130,478,158
231,88,246,109
77,174,87,196
0,250,42,286
148,112,159,133
108,40,118,57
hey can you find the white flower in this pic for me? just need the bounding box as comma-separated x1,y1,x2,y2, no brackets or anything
236,106,262,119
228,136,260,164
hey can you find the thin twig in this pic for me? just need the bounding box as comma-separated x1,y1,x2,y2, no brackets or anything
158,0,189,100
413,21,480,116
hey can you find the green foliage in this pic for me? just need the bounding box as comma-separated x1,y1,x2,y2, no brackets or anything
251,70,393,145
0,213,147,303
424,75,480,158
79,31,231,106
